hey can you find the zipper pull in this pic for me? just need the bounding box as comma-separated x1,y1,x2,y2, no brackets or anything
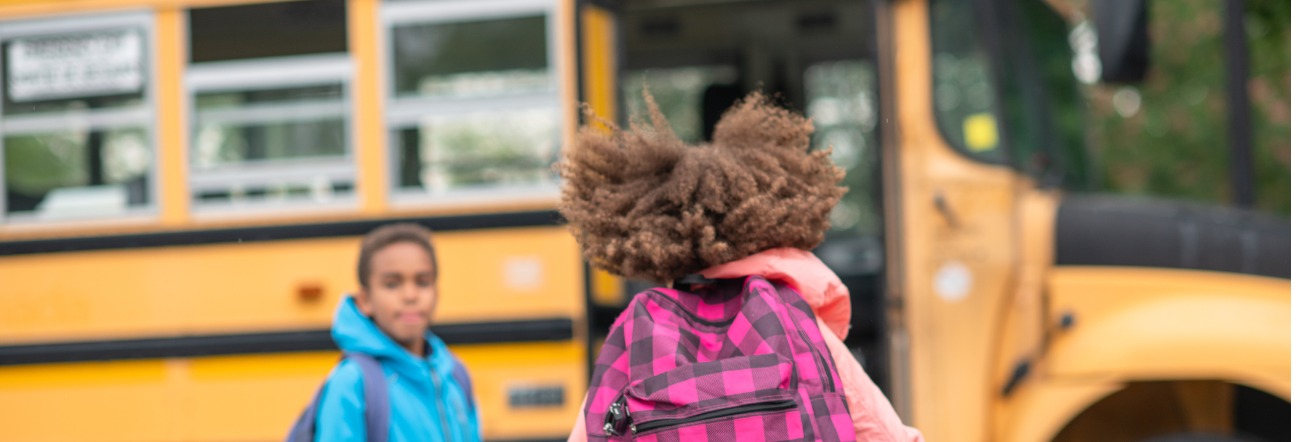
603,394,630,436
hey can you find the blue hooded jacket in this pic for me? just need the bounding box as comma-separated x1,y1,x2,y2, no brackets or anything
315,297,481,442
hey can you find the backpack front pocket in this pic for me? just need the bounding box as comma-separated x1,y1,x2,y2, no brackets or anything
618,353,806,440
629,397,802,441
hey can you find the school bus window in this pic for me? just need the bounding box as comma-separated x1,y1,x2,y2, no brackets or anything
805,60,880,236
929,0,1004,163
394,109,559,192
1005,0,1093,188
621,66,738,143
391,15,551,98
0,14,155,222
187,0,347,64
385,0,559,198
192,85,347,168
187,1,353,209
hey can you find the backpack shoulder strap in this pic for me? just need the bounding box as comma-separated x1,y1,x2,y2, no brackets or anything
285,384,326,442
345,352,390,442
449,357,476,411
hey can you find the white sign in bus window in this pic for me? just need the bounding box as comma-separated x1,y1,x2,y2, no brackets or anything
6,29,144,102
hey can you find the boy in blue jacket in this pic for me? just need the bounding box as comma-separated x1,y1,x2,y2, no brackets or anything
316,223,481,441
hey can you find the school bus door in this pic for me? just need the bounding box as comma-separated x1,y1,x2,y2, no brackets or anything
887,0,1030,439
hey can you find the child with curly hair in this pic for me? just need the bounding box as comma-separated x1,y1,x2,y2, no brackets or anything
560,92,922,441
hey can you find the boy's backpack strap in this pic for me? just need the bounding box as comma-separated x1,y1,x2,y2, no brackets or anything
450,357,476,411
285,353,390,442
346,352,390,442
285,384,325,442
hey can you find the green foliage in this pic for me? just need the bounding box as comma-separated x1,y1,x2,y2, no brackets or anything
1080,0,1289,215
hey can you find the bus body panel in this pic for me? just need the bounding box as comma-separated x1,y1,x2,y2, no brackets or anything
989,267,1289,441
0,226,583,343
0,341,586,441
1044,267,1289,394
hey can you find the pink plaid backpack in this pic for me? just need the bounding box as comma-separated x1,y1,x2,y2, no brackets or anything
583,275,856,441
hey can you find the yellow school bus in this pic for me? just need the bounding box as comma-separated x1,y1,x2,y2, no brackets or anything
0,0,1288,441
0,0,591,440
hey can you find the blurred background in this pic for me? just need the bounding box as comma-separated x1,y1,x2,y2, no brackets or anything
1056,0,1290,216
0,0,1288,441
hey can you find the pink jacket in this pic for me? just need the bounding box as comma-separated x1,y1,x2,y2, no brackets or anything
569,248,924,441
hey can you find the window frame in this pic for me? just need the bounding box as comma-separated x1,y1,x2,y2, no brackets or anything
380,0,563,207
184,52,358,216
0,11,160,225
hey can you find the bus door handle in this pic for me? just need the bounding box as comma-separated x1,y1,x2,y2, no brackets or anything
933,192,961,228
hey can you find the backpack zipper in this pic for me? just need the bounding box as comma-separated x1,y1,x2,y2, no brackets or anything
629,399,797,434
645,291,735,327
650,283,837,393
604,394,631,436
794,324,835,393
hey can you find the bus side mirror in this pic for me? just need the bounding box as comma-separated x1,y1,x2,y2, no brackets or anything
1091,0,1150,83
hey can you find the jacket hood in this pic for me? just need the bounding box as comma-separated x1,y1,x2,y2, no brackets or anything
331,296,456,381
699,247,852,340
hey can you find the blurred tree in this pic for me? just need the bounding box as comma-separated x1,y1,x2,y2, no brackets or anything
1056,0,1289,215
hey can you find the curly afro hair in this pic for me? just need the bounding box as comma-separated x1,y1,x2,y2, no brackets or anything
558,91,846,283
